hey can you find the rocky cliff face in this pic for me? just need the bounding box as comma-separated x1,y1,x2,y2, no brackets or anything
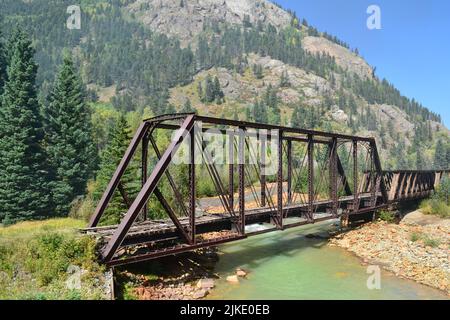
302,36,374,79
127,0,291,45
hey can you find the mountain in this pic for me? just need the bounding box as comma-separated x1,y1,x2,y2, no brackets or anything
127,0,292,45
0,0,448,170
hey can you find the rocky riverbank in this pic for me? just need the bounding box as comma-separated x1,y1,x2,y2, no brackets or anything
329,211,449,294
117,246,248,300
133,267,248,300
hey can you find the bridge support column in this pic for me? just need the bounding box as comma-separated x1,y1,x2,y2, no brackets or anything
141,133,149,221
238,127,245,235
352,140,359,214
329,138,338,217
276,131,284,228
228,131,234,210
260,134,266,207
189,128,196,244
287,140,292,205
307,134,314,222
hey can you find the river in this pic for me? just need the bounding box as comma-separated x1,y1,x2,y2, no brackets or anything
206,220,448,300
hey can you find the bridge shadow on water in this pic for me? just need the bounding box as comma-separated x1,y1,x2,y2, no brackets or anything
213,222,335,273
117,221,336,284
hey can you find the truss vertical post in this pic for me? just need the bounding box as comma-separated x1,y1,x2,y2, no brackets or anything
370,139,388,204
189,127,196,244
287,140,292,205
238,127,245,235
260,134,266,207
141,133,149,221
353,140,359,213
228,131,234,210
277,130,284,228
369,144,377,207
329,138,338,217
307,134,314,222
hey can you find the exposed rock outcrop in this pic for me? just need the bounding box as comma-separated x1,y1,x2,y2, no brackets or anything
303,36,374,79
127,0,291,46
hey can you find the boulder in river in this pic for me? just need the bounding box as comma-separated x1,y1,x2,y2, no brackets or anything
236,268,247,277
226,275,239,283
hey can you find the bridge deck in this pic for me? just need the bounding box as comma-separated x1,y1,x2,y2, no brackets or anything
82,193,383,265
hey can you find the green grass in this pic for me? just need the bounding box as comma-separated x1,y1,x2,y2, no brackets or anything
410,232,421,242
0,218,108,300
409,232,440,248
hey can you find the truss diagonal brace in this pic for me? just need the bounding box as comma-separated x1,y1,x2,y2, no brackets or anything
336,155,352,196
101,115,196,262
149,135,189,217
89,121,151,227
153,188,192,244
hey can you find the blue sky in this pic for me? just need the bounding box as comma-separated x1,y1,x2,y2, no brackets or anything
276,0,450,127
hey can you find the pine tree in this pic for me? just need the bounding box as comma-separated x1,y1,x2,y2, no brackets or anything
205,75,215,103
416,149,425,170
181,98,195,113
0,30,6,94
279,70,290,87
253,64,263,79
197,81,204,102
0,30,51,223
291,106,303,127
93,115,138,225
43,54,98,216
213,76,224,103
434,139,446,170
446,145,450,169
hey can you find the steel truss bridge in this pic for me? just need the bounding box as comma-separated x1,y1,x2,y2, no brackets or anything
83,113,449,266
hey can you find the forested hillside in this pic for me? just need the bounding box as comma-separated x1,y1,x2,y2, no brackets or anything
0,0,448,224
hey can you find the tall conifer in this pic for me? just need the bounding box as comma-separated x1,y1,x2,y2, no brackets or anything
0,30,6,93
0,30,50,223
43,55,98,216
93,115,138,224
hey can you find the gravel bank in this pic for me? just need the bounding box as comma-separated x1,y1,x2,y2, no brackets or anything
329,212,449,294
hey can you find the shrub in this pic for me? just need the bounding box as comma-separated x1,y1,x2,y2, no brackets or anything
420,197,449,218
69,196,96,221
378,210,396,223
0,219,106,299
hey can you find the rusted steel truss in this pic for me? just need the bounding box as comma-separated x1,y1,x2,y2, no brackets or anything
86,113,449,266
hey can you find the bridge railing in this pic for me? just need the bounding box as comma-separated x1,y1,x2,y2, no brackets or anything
380,170,449,202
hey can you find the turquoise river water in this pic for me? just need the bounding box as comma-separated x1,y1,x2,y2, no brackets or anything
206,221,448,300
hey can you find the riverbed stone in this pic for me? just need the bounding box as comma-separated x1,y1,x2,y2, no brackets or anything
236,268,247,277
197,278,215,289
192,289,207,299
226,275,239,283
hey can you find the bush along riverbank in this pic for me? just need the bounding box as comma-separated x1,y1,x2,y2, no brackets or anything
0,219,112,299
329,210,449,294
